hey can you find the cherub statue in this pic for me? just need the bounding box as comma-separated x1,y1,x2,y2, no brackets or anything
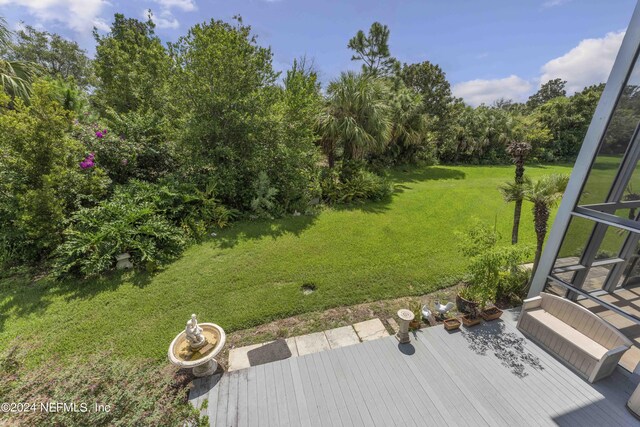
185,313,206,349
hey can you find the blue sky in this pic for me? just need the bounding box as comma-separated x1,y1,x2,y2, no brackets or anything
0,0,636,105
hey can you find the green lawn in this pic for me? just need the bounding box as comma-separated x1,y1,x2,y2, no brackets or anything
0,163,573,366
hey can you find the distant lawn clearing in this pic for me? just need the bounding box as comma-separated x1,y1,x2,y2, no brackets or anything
0,163,573,365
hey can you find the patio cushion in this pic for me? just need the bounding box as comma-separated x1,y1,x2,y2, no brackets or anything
526,308,608,360
518,293,631,383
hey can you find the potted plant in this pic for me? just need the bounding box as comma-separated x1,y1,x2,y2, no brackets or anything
456,286,479,314
409,301,421,330
460,305,481,327
480,305,503,321
443,314,461,331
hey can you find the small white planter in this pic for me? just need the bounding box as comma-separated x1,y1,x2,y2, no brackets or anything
115,252,133,270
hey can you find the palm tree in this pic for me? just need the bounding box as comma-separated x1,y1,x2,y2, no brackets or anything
386,82,428,162
524,174,570,291
317,71,392,168
0,17,38,102
500,141,532,244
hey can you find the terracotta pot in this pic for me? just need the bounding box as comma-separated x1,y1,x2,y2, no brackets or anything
443,318,461,331
460,314,481,327
480,307,503,321
456,293,479,314
409,320,420,329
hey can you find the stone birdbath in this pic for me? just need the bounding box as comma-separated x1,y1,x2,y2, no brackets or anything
168,314,226,377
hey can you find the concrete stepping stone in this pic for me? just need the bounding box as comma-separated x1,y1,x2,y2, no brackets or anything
228,338,298,371
353,318,389,342
324,326,360,349
228,343,262,371
294,331,330,356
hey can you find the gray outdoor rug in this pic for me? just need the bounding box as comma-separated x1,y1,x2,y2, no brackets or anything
247,339,292,367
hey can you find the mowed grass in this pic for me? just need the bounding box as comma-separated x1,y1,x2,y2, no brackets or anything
0,163,573,366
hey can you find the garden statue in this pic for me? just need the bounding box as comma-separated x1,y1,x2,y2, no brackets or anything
185,313,206,349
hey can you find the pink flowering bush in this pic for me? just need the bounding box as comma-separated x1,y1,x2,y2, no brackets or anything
73,122,136,183
0,82,110,265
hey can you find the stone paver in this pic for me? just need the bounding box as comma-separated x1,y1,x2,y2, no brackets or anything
285,337,298,357
324,326,360,349
229,318,389,370
294,331,331,356
228,343,262,371
353,318,389,342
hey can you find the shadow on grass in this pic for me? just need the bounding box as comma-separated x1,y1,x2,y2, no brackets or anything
0,268,154,332
212,213,319,249
389,166,466,183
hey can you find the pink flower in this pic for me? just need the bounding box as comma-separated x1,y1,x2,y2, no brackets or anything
95,131,104,139
80,153,95,169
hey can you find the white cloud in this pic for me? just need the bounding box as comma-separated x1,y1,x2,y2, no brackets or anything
542,0,571,8
452,75,533,107
145,9,179,30
152,0,196,12
539,30,624,94
455,30,625,106
0,0,109,33
146,0,197,30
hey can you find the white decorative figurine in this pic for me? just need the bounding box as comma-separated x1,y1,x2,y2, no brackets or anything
185,313,206,350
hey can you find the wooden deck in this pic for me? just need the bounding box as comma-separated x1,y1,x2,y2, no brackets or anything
189,310,640,426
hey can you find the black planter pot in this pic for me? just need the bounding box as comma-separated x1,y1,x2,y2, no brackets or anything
456,293,478,314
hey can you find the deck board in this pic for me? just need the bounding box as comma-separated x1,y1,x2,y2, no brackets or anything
191,312,640,426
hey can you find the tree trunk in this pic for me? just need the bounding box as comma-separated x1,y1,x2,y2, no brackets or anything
328,149,335,169
511,157,525,245
527,202,550,294
511,199,523,244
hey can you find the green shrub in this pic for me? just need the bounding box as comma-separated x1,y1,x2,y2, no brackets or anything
251,171,280,218
0,346,206,427
456,219,500,257
74,111,176,185
321,167,393,204
0,82,111,266
53,196,186,278
53,180,235,277
466,245,532,307
458,220,532,307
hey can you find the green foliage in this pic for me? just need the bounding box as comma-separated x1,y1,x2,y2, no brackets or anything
347,22,398,76
527,78,567,110
321,167,392,204
459,221,532,307
53,186,186,278
535,84,603,160
400,61,453,119
0,17,38,102
53,180,235,277
446,105,514,163
457,219,500,257
251,171,280,218
10,24,93,88
0,81,110,265
93,14,171,115
318,72,392,166
75,111,176,184
172,17,315,212
269,58,323,212
0,346,204,426
377,79,437,165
